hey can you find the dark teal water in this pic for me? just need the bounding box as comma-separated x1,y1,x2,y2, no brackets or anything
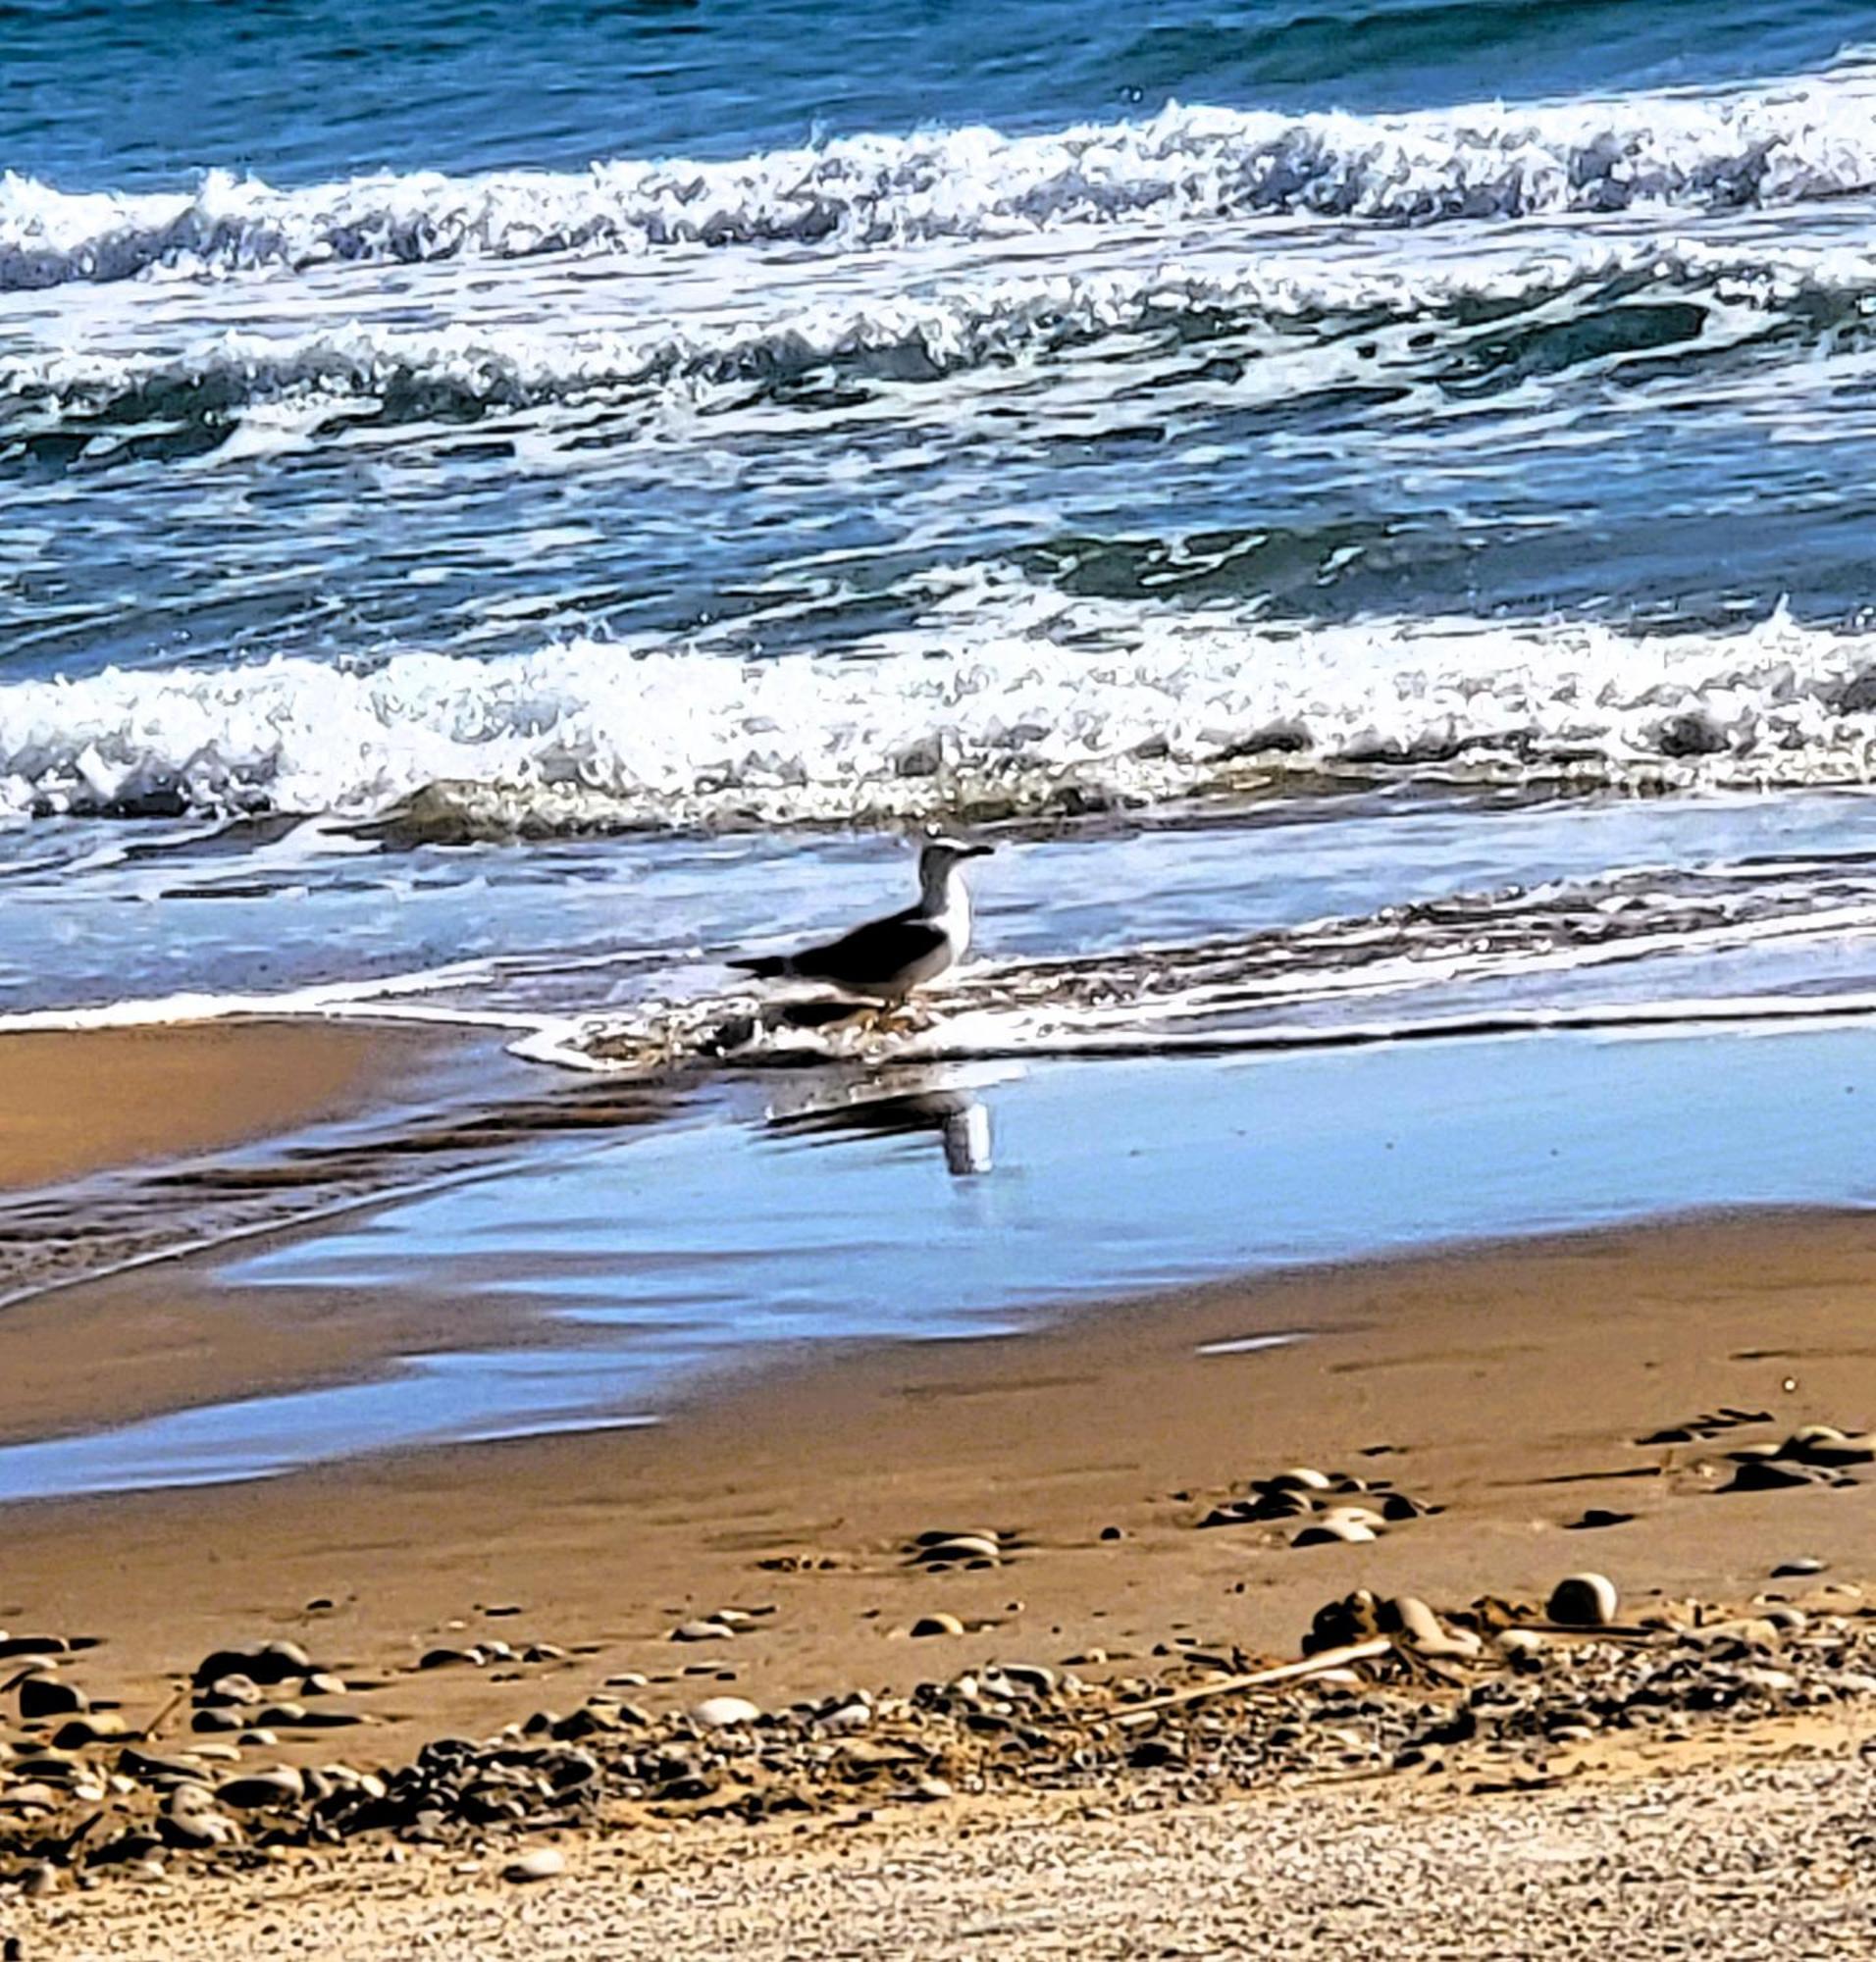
3,1,1876,1026
7,0,1859,188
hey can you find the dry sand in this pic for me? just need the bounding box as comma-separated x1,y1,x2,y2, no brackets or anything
27,1736,1876,1961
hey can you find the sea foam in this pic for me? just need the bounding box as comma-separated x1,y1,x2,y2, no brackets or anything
12,226,1876,428
5,64,1876,289
7,587,1876,831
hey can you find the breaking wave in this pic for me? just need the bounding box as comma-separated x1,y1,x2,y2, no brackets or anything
11,588,1876,831
7,63,1876,290
14,229,1876,433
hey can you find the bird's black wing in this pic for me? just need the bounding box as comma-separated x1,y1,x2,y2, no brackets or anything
791,906,947,985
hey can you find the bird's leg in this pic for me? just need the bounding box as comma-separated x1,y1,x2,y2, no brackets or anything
870,996,932,1039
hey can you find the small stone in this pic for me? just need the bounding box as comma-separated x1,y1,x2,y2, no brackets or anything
671,1621,735,1644
1546,1574,1620,1627
218,1768,305,1808
50,1716,127,1750
1291,1519,1377,1548
1726,1459,1827,1492
503,1846,565,1884
690,1696,760,1730
418,1647,483,1671
1317,1505,1386,1533
906,1777,953,1802
1381,1596,1480,1660
1266,1469,1332,1493
20,1859,58,1898
201,1673,263,1707
1099,1525,1125,1541
910,1614,965,1638
1772,1556,1828,1578
1780,1423,1875,1466
18,1676,87,1721
1566,1509,1635,1531
914,1536,1002,1566
820,1702,872,1734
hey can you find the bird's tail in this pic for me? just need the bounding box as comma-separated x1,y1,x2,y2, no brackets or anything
728,954,793,980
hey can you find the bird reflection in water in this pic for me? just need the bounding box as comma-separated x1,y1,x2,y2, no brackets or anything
759,1064,1004,1177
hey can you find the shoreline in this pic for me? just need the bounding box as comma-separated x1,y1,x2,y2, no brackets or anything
4,1204,1876,1751
5,1023,1876,1945
0,1020,468,1194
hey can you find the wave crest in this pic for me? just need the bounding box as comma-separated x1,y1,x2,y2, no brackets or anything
8,589,1876,831
7,65,1876,289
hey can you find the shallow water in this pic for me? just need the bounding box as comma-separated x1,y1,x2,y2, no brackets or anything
2,1013,1874,1501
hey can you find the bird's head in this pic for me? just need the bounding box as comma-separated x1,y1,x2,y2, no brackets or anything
917,835,993,899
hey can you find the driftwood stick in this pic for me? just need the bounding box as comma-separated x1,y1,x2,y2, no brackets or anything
142,1680,189,1742
1114,1637,1394,1728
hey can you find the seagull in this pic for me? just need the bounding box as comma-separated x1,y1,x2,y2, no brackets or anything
728,839,994,1005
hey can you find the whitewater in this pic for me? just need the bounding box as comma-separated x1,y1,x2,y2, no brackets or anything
7,65,1876,290
9,7,1876,1060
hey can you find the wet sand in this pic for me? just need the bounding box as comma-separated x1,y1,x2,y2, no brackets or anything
4,1206,1876,1757
7,1024,1876,1952
0,1021,447,1193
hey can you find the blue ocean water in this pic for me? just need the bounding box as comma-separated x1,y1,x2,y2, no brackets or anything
17,4,1876,1487
4,1,1876,1026
7,1,1861,189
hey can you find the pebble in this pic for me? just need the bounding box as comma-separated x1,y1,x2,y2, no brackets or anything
690,1696,761,1730
191,1643,309,1688
219,1769,305,1809
671,1621,735,1643
0,1636,68,1661
1267,1469,1332,1493
915,1536,1003,1566
1546,1573,1620,1627
1291,1519,1377,1548
1384,1596,1481,1660
1781,1423,1876,1466
18,1677,88,1721
1727,1459,1829,1492
1773,1556,1827,1577
50,1716,127,1750
419,1647,483,1671
911,1614,966,1638
502,1846,565,1884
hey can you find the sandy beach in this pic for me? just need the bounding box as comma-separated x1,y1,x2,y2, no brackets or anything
13,5,1876,1950
3,1021,1876,1953
0,1022,438,1195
